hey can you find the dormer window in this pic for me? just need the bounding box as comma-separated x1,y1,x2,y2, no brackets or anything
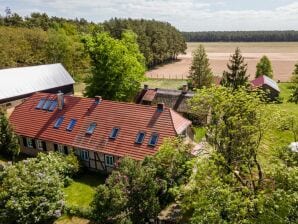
110,127,120,139
86,122,96,134
66,119,77,131
135,131,146,144
148,133,159,146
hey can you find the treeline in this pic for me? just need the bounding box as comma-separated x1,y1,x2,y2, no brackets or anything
103,18,187,67
183,31,298,42
0,11,186,71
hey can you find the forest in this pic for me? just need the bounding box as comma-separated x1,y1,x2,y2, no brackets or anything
0,11,187,77
183,31,298,42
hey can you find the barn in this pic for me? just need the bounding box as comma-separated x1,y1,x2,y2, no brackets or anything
0,63,75,108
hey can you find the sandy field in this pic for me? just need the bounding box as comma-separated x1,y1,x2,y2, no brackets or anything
146,42,298,82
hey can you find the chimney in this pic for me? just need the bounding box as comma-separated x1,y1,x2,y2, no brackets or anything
182,84,188,94
57,92,64,110
95,96,102,104
157,103,164,112
144,84,149,90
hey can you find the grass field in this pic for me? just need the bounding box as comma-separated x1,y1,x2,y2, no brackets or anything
146,42,298,82
64,172,106,209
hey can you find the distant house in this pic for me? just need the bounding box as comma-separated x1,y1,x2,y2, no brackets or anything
251,75,280,100
136,85,194,114
0,64,75,108
9,92,192,172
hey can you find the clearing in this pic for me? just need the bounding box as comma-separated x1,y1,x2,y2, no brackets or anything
146,42,298,82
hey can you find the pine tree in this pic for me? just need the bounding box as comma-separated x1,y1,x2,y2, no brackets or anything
221,47,249,90
256,55,273,78
291,62,298,83
0,110,19,161
188,44,213,89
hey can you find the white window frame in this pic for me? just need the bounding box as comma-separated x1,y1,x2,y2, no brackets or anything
58,144,64,154
26,137,33,148
36,140,43,150
81,150,89,161
105,155,114,167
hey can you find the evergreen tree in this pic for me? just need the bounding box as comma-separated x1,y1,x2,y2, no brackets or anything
0,110,19,161
289,63,298,104
221,47,249,89
291,62,298,83
256,55,273,78
188,44,213,89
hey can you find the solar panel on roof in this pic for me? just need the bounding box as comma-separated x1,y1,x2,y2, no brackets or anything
66,119,77,131
36,98,46,109
42,100,52,110
48,100,58,111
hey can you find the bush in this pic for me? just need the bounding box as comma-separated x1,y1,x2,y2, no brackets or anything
64,205,92,219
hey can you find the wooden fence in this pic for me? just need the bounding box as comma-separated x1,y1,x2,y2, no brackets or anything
146,73,188,80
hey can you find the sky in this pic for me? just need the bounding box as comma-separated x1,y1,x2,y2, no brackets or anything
0,0,298,31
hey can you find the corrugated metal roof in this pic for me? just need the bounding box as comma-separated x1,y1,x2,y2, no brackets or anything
0,64,75,100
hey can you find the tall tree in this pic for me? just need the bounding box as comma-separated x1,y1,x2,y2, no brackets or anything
83,31,146,101
0,110,19,161
256,55,274,78
220,47,249,89
289,63,298,104
188,44,213,89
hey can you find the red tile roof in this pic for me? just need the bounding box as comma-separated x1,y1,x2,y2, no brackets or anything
10,93,191,160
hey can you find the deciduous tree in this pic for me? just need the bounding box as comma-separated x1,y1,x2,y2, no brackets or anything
0,152,79,224
83,31,146,101
256,55,274,78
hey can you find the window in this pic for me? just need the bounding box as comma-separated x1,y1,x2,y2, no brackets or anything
66,119,77,131
58,144,64,153
26,137,33,148
109,127,120,139
135,131,146,144
42,100,52,110
105,155,114,166
148,133,159,146
36,98,46,109
48,100,58,111
36,140,43,150
86,122,96,134
80,150,89,161
54,116,64,129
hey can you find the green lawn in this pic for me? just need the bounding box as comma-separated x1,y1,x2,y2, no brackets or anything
259,83,298,167
142,78,186,90
64,172,107,209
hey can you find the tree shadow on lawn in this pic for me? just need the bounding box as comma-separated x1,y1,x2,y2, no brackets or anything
74,171,107,187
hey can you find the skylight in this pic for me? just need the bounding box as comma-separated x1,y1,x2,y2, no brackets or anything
110,127,120,139
36,98,46,109
148,133,158,146
48,100,58,111
86,122,96,134
42,100,52,110
66,119,77,131
135,131,145,144
53,116,64,129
